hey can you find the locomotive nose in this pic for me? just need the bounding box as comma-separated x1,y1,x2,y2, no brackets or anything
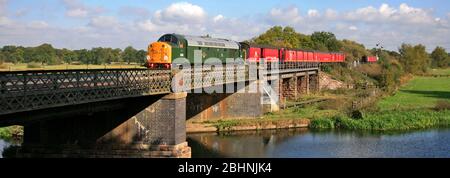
147,42,172,69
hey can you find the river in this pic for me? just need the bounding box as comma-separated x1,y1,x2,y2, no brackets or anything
1,128,449,158
187,128,450,158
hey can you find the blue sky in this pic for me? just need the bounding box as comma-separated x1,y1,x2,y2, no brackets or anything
1,0,449,51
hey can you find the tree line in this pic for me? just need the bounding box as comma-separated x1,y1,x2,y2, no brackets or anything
0,44,147,65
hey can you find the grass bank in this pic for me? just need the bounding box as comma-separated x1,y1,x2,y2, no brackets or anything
310,74,450,131
310,110,450,130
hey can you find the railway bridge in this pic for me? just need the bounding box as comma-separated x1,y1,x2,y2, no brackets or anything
0,63,320,157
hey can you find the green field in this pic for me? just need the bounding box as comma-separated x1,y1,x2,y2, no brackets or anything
0,63,145,71
377,76,450,110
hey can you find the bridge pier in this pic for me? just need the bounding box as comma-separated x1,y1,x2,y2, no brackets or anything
277,70,320,106
186,81,263,122
13,93,191,158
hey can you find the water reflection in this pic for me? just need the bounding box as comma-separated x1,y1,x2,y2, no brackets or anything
0,139,10,158
188,128,450,158
1,128,449,158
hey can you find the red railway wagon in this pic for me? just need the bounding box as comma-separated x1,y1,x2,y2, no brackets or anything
262,48,279,62
296,50,305,61
284,50,297,62
306,51,314,61
247,47,261,62
367,56,378,62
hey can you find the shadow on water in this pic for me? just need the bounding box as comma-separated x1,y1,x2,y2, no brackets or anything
188,128,310,158
187,137,226,158
400,90,450,99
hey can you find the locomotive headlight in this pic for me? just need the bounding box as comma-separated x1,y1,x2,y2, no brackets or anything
146,55,150,60
164,55,169,61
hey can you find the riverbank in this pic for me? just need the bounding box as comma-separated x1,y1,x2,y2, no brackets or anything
311,75,450,130
187,118,310,133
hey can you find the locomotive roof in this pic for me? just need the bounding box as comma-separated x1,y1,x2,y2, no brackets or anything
166,34,240,49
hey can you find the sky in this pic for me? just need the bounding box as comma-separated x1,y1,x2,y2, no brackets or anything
0,0,449,51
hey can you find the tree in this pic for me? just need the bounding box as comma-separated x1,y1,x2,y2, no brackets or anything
251,26,301,48
91,47,107,64
0,52,5,64
377,51,403,92
23,47,35,63
76,49,94,64
399,44,430,74
112,48,122,63
430,46,448,68
32,44,60,64
1,45,25,64
136,50,147,64
340,39,369,64
123,46,137,64
56,48,78,64
311,31,341,52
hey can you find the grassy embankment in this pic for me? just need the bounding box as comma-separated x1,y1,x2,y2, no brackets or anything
311,73,450,131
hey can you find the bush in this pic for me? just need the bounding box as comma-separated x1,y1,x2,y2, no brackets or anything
350,110,364,120
434,100,450,111
321,64,332,73
309,118,335,129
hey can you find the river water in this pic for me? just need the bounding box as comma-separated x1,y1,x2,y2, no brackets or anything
187,128,450,158
1,128,449,158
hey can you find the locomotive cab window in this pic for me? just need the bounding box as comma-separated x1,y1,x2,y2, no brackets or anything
158,35,178,45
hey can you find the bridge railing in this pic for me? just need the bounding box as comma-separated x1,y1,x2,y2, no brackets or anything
0,63,320,116
0,69,171,115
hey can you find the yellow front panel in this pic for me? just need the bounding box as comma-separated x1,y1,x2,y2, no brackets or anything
148,42,172,64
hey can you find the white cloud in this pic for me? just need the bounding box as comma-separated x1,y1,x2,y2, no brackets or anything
348,26,358,31
379,3,396,18
118,6,150,19
213,14,224,23
89,16,118,28
66,8,88,18
63,0,103,18
324,9,338,20
0,16,10,26
153,2,206,25
268,7,302,25
308,9,319,18
29,21,48,29
137,19,156,32
0,0,7,10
